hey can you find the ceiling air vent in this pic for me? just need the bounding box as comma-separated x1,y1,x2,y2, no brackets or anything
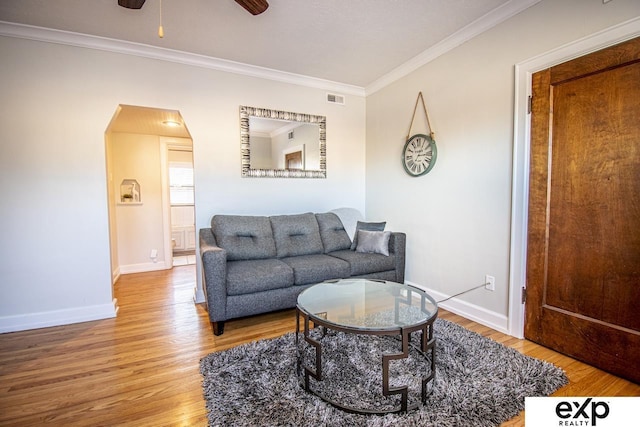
327,93,345,105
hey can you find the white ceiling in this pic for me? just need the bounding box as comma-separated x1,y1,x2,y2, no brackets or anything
0,0,523,88
2,0,540,136
108,104,192,138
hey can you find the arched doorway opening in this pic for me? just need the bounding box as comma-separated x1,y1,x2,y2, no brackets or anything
104,104,194,289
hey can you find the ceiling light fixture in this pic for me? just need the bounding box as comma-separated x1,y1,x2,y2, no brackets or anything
163,120,181,127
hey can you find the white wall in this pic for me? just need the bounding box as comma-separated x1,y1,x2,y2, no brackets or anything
105,132,119,284
249,135,273,169
365,0,640,332
0,34,366,332
4,0,635,334
110,132,166,273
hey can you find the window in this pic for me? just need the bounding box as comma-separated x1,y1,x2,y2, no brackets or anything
169,162,194,205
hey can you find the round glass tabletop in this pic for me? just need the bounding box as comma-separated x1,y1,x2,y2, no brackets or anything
297,278,438,332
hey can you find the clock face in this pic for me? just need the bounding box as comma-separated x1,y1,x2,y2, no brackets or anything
402,134,437,176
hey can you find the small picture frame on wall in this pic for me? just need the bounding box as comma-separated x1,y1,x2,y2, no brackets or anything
120,179,141,203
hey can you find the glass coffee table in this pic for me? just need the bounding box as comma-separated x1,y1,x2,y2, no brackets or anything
295,278,438,414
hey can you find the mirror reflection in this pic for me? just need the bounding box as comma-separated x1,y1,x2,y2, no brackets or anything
240,106,326,178
249,118,320,170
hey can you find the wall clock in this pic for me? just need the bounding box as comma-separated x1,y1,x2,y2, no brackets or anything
402,133,437,177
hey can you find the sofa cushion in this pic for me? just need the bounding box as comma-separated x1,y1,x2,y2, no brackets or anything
212,215,276,261
350,220,386,250
281,254,350,285
270,213,324,258
226,259,294,296
355,230,391,256
328,250,396,276
316,212,352,253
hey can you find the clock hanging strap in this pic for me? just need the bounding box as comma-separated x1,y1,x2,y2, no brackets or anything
406,91,435,141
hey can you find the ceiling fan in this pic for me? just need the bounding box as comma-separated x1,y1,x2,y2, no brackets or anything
117,0,269,15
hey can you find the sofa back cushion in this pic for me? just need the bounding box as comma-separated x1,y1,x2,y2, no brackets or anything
315,212,352,253
270,213,323,258
211,215,276,261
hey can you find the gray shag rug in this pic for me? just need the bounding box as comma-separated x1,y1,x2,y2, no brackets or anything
200,319,567,426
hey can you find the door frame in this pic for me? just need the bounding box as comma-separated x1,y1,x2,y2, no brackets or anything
159,138,174,271
160,136,196,269
508,17,640,338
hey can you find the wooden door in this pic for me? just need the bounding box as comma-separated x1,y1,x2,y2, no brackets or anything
285,151,303,170
525,37,640,383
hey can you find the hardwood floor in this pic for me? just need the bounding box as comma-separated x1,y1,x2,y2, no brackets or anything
1,266,637,426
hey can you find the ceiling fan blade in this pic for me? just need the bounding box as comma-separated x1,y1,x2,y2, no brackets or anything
118,0,146,9
235,0,269,15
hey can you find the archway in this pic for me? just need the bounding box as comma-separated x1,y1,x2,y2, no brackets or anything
104,105,194,291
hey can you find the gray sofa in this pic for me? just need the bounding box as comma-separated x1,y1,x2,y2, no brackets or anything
199,211,406,335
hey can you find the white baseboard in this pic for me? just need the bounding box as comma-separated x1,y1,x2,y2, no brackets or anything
119,261,168,274
112,266,121,284
0,298,119,333
406,281,509,335
193,287,206,304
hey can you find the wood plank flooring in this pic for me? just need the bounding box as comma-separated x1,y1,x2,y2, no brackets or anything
0,266,638,426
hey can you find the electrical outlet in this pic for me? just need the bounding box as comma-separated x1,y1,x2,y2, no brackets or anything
150,249,158,259
485,275,495,291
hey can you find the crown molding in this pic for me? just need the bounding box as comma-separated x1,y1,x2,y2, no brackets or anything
0,0,541,100
365,0,542,95
0,20,366,97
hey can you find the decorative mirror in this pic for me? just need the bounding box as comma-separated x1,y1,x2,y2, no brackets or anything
240,105,326,178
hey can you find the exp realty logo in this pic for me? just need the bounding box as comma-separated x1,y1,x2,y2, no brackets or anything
525,397,637,426
555,398,609,426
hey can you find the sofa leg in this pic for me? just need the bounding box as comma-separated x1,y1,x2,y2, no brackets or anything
212,321,224,336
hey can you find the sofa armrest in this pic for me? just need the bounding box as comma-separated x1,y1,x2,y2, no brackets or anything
199,228,228,322
388,232,406,284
